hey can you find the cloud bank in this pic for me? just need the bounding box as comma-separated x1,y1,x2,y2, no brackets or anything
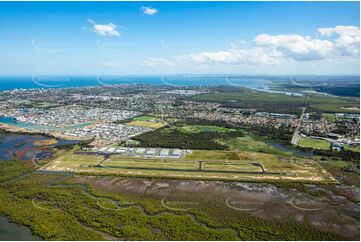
187,25,359,65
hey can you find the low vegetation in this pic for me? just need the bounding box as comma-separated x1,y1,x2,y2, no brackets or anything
217,134,293,155
322,113,336,122
0,161,346,240
178,125,235,134
0,160,32,182
193,86,359,114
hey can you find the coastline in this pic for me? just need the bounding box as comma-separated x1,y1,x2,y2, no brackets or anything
0,214,42,241
0,123,93,143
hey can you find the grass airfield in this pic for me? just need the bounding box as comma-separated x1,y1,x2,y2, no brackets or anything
40,149,337,183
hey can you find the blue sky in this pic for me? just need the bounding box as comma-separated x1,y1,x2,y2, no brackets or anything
0,1,359,75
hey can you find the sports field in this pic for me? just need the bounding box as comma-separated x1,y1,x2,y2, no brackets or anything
133,115,156,121
298,137,330,149
128,120,166,129
128,115,166,129
40,149,337,183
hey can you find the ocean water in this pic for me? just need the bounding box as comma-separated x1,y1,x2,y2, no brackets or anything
0,76,275,91
13,75,361,97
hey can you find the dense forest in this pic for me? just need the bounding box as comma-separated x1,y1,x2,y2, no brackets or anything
130,126,243,150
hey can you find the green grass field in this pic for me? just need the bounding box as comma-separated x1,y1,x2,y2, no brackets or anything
105,157,199,170
217,135,293,155
185,150,239,160
128,120,166,129
344,145,360,152
298,137,330,150
133,115,156,121
128,115,167,129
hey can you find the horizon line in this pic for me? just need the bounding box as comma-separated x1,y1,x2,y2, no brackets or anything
0,74,360,77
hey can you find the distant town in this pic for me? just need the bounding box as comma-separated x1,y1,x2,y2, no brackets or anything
0,85,359,153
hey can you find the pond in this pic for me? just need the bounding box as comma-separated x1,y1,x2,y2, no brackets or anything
0,117,92,131
0,133,78,161
265,140,313,157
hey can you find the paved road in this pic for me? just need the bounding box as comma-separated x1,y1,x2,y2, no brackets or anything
291,107,306,145
89,164,285,175
87,160,285,175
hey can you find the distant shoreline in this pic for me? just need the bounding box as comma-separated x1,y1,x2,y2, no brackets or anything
0,75,359,92
0,123,92,143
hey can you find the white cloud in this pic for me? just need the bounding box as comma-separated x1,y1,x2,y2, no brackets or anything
185,25,359,65
139,57,174,67
319,25,359,37
318,25,360,57
253,34,334,61
141,6,158,16
187,47,282,65
87,19,121,37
